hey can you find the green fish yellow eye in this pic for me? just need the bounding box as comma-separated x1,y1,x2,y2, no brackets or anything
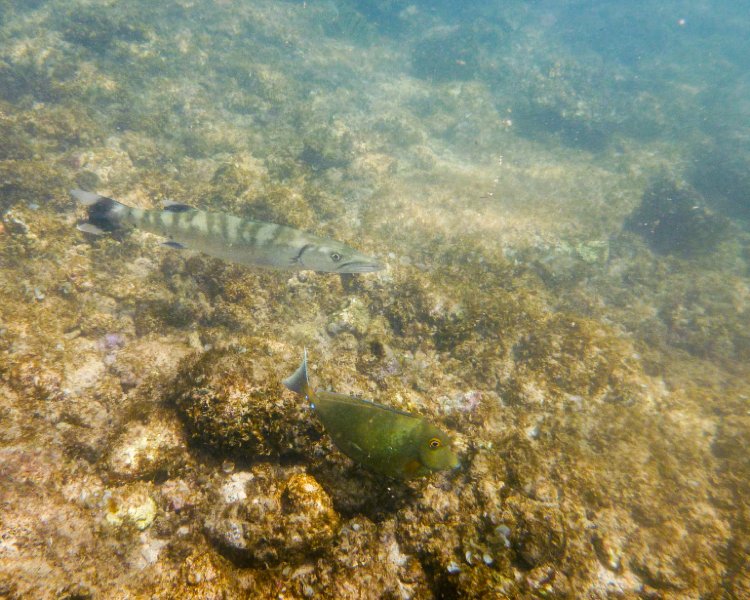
428,437,441,449
330,252,342,262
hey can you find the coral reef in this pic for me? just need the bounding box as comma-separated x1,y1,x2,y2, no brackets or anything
0,0,749,597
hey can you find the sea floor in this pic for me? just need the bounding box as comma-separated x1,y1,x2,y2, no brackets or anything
1,1,749,598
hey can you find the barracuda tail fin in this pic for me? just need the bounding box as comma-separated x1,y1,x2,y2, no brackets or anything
283,348,311,399
71,189,129,235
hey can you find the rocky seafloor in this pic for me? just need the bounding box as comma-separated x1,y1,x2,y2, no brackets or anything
1,0,749,598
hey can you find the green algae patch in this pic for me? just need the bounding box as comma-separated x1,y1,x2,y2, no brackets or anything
507,313,638,401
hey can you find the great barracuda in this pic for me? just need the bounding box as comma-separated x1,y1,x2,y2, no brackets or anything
71,190,383,273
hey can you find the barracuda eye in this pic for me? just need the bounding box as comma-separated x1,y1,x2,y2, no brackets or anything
428,437,442,450
330,252,342,262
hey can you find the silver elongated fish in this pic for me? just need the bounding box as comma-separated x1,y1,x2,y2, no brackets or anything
71,190,383,273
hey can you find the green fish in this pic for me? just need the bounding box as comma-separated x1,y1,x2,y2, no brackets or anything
283,350,460,479
71,190,383,273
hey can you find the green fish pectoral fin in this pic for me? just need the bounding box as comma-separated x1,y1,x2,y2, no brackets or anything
282,348,310,398
402,459,430,478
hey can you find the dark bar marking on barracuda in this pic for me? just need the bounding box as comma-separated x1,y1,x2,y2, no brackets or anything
254,223,278,247
221,214,230,242
238,219,253,243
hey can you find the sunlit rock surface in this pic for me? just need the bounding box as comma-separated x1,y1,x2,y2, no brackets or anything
205,466,340,566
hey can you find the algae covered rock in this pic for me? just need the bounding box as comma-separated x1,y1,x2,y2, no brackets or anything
204,465,340,566
411,26,481,82
107,410,187,481
625,176,730,257
60,7,149,52
314,517,431,599
170,339,320,459
177,550,242,600
502,494,566,568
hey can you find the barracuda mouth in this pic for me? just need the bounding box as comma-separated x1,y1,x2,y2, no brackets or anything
338,260,384,273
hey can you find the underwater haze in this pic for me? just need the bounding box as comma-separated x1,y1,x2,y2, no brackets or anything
1,0,749,597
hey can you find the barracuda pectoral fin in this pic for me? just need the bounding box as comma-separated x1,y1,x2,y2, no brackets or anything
162,240,187,249
76,222,106,235
162,200,196,212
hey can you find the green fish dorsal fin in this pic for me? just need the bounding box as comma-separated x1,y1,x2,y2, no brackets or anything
282,348,310,398
316,390,416,418
283,349,418,418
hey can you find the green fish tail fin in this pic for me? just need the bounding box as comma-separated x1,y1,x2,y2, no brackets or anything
283,348,311,398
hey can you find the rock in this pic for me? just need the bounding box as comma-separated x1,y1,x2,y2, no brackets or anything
170,339,320,459
503,495,566,568
107,411,187,481
524,565,571,596
689,139,750,221
204,465,340,566
624,176,730,258
313,518,431,599
158,478,200,514
326,296,372,338
103,483,158,531
177,550,242,600
411,26,480,82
